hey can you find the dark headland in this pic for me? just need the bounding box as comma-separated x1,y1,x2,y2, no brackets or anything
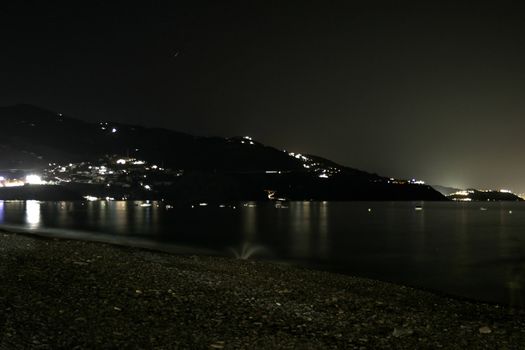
0,104,445,202
0,230,523,349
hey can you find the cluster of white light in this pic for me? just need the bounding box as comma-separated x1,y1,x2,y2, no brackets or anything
25,175,44,185
453,190,470,196
452,198,472,202
47,156,171,188
287,152,340,178
0,174,45,187
288,152,309,162
98,122,118,133
409,179,425,185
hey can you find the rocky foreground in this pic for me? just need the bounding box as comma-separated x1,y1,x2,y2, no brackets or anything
0,231,524,349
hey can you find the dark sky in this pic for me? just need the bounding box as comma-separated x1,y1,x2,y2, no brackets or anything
2,1,525,192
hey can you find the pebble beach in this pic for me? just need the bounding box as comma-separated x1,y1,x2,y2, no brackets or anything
0,230,524,349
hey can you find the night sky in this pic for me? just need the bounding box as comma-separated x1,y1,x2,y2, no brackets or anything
2,1,525,192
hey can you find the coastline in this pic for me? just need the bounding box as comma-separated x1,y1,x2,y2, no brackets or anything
0,230,524,349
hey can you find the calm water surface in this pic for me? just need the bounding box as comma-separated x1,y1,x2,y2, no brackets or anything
0,200,524,307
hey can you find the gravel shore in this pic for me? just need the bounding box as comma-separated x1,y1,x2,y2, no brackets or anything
0,230,524,349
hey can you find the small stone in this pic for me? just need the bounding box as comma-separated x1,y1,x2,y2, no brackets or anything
210,341,225,349
479,326,492,334
393,327,414,338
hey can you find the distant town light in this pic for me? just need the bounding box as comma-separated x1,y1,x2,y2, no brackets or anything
111,128,117,133
452,197,472,202
116,159,127,165
453,190,469,196
319,173,329,179
499,189,512,193
26,175,44,185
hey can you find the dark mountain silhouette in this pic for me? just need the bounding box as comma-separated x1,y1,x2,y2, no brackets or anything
0,104,446,201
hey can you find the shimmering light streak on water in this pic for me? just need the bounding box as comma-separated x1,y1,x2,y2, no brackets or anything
25,200,41,228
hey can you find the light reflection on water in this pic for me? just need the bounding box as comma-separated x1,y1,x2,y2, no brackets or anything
0,200,523,307
25,200,41,228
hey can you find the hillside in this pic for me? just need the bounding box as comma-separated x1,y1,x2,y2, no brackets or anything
447,189,523,202
0,104,446,201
